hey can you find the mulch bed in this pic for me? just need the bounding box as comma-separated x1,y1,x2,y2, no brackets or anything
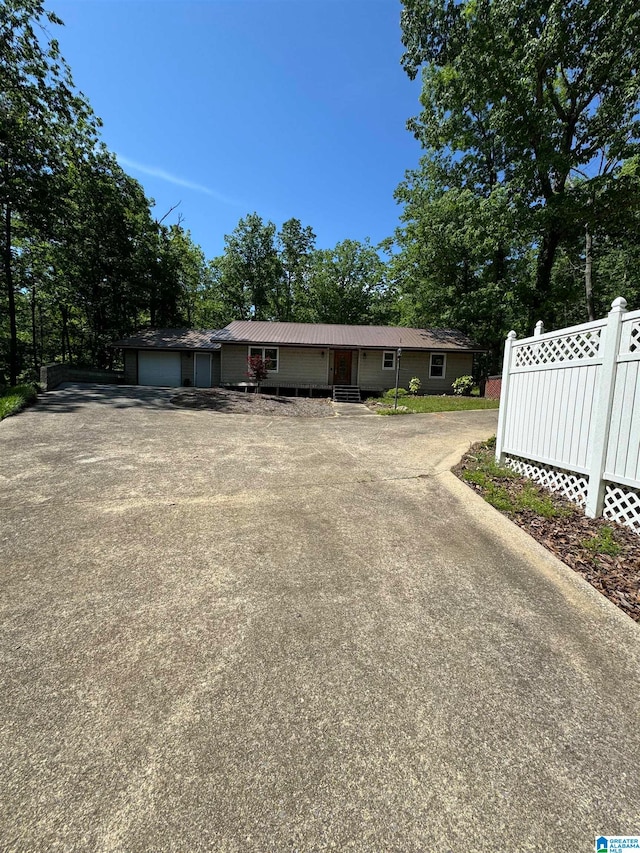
454,443,640,623
170,387,334,417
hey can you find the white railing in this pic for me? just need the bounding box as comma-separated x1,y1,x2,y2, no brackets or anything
496,297,640,534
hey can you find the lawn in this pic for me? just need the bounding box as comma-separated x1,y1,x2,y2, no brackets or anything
0,384,38,420
367,394,501,415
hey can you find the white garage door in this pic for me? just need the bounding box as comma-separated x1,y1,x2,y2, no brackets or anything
138,351,182,387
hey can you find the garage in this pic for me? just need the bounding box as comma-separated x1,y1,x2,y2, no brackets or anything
138,351,182,387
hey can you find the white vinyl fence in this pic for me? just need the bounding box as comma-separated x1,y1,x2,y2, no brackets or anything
495,297,640,534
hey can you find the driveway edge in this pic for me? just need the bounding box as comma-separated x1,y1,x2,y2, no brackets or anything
441,469,640,642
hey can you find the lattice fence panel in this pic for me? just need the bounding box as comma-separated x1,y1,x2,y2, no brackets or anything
504,456,589,506
513,328,602,368
603,483,640,533
625,320,640,354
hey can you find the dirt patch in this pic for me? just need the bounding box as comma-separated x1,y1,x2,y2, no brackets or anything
454,441,640,623
170,387,334,417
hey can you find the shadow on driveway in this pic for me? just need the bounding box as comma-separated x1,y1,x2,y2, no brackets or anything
34,383,179,414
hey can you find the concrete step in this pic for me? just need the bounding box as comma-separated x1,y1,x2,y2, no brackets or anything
333,385,361,403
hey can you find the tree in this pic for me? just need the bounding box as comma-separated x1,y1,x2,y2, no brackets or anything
391,159,531,369
218,213,280,320
400,0,640,326
0,0,98,383
307,239,386,324
246,354,270,393
276,218,316,321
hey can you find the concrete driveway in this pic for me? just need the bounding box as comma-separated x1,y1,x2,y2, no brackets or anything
1,384,639,852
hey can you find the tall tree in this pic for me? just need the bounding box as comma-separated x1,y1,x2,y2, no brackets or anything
276,218,316,321
218,213,280,320
307,239,386,325
400,0,640,325
0,0,98,383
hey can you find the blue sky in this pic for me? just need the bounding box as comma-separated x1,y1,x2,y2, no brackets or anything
51,0,423,259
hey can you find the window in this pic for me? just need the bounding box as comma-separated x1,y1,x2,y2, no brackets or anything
430,353,446,378
248,346,279,372
382,350,396,370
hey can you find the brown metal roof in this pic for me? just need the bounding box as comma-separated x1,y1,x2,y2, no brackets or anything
112,329,222,350
210,321,481,351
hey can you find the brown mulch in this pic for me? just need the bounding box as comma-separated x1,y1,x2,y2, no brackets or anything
454,443,640,623
170,387,334,417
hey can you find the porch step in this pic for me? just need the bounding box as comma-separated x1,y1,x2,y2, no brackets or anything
333,385,361,403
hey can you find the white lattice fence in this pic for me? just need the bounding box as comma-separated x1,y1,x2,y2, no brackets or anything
504,456,589,506
512,327,602,367
496,298,640,536
604,484,640,534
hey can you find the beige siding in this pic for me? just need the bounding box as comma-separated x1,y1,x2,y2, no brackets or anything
181,352,194,385
124,350,137,384
358,350,474,393
221,345,329,385
351,351,359,385
220,343,473,391
211,352,221,386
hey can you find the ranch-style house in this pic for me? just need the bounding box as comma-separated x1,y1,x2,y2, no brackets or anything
113,320,482,401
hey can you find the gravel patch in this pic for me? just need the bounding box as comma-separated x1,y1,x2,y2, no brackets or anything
170,387,334,417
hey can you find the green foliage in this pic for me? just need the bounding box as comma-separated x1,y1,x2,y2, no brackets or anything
397,0,640,365
276,218,316,321
377,407,409,416
306,239,387,324
218,213,281,321
461,441,565,517
374,395,499,414
582,526,622,557
516,485,561,519
409,376,421,395
0,383,37,420
452,375,474,396
384,387,408,397
0,0,99,383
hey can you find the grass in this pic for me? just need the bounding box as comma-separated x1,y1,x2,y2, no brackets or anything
460,439,566,518
0,384,38,420
373,394,500,415
582,526,622,557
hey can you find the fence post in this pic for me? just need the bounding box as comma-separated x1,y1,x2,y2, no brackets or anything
495,330,517,464
585,297,627,518
534,320,544,337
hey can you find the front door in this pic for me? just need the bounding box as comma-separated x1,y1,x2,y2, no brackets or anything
333,350,352,384
194,352,211,387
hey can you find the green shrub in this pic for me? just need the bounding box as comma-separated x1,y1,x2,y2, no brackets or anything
384,387,408,398
409,377,421,395
0,384,38,420
452,375,474,396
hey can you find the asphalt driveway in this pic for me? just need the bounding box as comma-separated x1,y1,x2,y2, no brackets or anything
1,384,639,852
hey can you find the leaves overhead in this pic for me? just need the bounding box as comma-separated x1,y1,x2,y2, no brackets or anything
394,0,640,364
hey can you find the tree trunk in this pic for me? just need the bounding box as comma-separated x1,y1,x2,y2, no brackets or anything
584,224,595,321
534,229,562,327
31,284,39,375
60,303,69,363
2,203,18,386
38,302,44,367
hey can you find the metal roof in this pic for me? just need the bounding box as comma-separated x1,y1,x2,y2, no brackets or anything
210,321,481,351
112,329,222,350
113,322,482,352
